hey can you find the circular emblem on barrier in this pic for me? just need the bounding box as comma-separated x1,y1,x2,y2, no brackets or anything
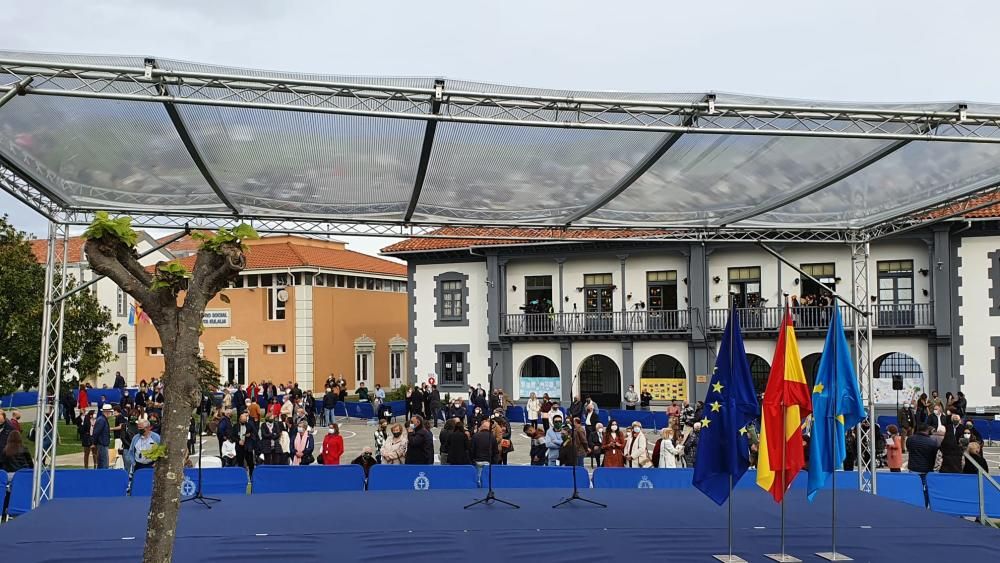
637,475,654,489
413,471,431,490
181,476,197,497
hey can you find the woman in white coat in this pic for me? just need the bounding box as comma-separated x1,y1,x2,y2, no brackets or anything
652,427,683,468
526,392,541,429
623,421,649,468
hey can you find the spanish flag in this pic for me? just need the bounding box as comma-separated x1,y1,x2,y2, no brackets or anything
756,306,812,502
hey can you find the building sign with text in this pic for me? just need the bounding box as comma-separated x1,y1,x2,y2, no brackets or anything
202,309,231,328
519,377,561,399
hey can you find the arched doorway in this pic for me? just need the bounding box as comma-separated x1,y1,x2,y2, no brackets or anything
519,355,560,399
872,352,925,405
639,354,687,402
579,354,621,408
747,354,771,397
801,353,822,390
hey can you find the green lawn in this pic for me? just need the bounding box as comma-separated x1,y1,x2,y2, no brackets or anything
21,421,85,457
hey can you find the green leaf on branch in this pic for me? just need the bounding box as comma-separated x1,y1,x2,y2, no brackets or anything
192,224,259,254
150,262,191,292
82,211,138,248
143,443,167,461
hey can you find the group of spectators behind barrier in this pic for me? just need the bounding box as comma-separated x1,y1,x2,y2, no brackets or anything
5,465,995,520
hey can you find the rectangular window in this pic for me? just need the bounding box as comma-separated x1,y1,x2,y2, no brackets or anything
440,351,466,385
440,280,463,319
146,347,163,357
390,350,403,389
292,272,302,285
116,288,127,317
355,352,371,383
233,275,245,289
877,260,914,305
584,273,613,286
268,287,287,320
346,276,355,289
374,279,383,291
246,274,258,288
265,344,286,354
365,278,375,290
728,266,761,308
646,270,678,311
800,263,836,298
260,273,273,287
399,281,408,292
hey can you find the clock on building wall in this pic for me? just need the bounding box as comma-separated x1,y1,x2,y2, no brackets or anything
276,288,289,302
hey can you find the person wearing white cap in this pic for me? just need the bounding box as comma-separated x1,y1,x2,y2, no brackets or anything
93,404,113,469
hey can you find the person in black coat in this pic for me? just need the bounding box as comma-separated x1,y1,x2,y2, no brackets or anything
216,412,232,454
405,415,433,464
113,371,126,390
446,421,472,465
427,385,442,427
906,424,938,474
0,430,33,472
447,399,465,421
233,387,248,415
259,416,285,465
408,387,425,419
963,441,989,474
470,420,498,464
939,414,964,473
230,412,259,474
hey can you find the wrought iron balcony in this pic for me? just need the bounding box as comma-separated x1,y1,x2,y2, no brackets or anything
502,310,691,336
705,303,934,333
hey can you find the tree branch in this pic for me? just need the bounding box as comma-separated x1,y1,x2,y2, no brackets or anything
84,238,159,310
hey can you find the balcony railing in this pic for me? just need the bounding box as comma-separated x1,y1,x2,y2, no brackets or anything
502,310,691,336
705,303,934,333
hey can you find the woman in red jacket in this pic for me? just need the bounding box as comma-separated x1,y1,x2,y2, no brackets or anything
321,422,345,465
77,384,90,415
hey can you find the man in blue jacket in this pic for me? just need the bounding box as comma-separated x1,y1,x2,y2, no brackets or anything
544,415,565,466
93,404,112,468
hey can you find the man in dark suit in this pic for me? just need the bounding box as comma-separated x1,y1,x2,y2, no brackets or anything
233,386,247,415
93,404,113,468
428,385,442,427
230,412,259,475
113,371,126,390
405,415,433,464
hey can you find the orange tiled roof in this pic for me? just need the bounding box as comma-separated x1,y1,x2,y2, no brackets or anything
155,237,405,277
30,236,86,263
156,230,214,254
380,226,678,254
924,191,1000,220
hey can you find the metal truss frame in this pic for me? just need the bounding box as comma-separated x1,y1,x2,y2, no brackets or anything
0,58,998,142
851,243,877,493
31,222,69,508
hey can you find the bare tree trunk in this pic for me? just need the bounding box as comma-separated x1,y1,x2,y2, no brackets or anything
84,234,244,563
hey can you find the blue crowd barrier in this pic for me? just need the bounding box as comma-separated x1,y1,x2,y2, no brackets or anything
131,467,249,497
251,465,365,494
344,402,375,419
0,470,7,491
927,473,1000,518
607,409,655,428
489,465,590,489
386,400,406,418
0,391,39,408
367,464,478,491
652,412,670,429
7,469,129,516
873,472,926,507
335,401,348,417
986,421,1000,443
506,406,526,423
877,416,899,430
593,467,694,489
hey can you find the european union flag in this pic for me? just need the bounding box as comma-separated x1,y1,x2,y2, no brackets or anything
807,304,867,501
693,308,760,506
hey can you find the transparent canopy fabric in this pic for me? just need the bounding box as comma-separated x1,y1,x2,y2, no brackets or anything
1,50,1000,231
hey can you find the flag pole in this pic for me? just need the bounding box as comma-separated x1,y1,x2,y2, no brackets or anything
767,298,800,563
715,299,746,563
818,300,852,561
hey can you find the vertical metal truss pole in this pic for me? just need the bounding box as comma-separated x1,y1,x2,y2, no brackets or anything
851,242,876,494
31,221,69,508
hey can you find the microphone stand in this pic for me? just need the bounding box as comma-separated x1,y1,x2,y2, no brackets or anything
182,396,220,509
465,362,519,509
554,372,606,508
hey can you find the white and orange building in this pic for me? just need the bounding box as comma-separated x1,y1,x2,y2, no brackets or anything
135,235,409,393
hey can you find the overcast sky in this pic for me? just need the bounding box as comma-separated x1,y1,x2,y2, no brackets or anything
2,0,999,256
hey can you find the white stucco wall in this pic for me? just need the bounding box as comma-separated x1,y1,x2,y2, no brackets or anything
505,259,560,314
413,261,489,392
958,235,1000,407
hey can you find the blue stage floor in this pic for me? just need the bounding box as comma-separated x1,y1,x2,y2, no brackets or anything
2,487,997,562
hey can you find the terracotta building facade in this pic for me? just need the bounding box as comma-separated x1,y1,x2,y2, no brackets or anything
136,236,408,392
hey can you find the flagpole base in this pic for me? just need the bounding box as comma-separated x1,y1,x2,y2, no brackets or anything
764,554,801,562
815,552,853,561
713,556,747,563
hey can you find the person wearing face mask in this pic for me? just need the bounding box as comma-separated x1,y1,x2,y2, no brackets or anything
624,385,639,410
322,386,338,426
230,412,259,474
260,414,285,465
405,415,434,464
381,423,408,464
624,422,649,468
526,393,541,429
927,405,946,444
588,423,605,468
601,420,625,467
939,414,964,473
321,423,344,465
291,423,315,466
129,419,161,472
885,425,903,472
682,422,702,467
79,410,97,469
544,415,565,466
447,399,465,421
963,420,983,444
373,419,389,463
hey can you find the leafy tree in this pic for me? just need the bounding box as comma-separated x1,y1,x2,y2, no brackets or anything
0,216,117,396
83,212,256,562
